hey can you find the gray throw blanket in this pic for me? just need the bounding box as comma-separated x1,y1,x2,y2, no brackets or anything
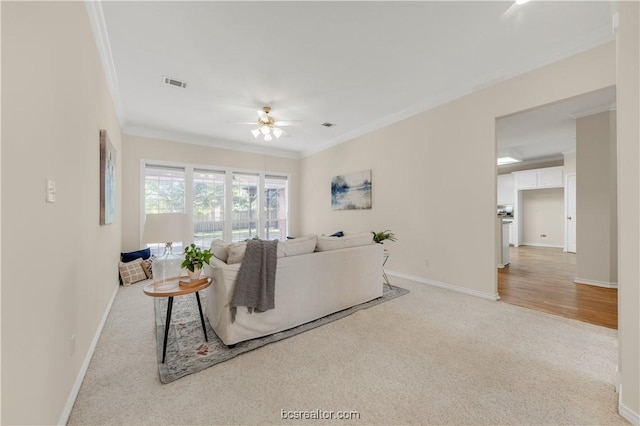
230,239,278,323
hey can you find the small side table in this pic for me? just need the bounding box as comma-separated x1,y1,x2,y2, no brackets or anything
383,249,390,285
143,277,211,363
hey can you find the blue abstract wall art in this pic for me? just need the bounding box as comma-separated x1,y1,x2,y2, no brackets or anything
331,169,372,210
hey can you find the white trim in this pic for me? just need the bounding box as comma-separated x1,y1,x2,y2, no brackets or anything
520,242,565,248
618,385,640,426
386,270,500,301
615,366,621,394
574,277,618,289
58,283,119,425
84,1,125,126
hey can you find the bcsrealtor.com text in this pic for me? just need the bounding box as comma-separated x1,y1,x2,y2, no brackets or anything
281,409,361,420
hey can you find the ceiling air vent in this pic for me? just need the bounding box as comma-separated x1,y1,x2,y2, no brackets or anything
321,122,336,128
163,76,187,89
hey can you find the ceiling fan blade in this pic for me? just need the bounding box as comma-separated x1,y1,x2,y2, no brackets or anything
273,120,301,127
225,121,258,125
257,109,269,122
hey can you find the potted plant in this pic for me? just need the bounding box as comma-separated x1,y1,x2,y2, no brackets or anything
181,243,213,280
371,230,397,244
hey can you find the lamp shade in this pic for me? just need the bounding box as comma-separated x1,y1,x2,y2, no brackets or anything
143,213,192,244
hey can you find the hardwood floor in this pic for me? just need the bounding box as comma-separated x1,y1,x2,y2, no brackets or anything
498,246,618,329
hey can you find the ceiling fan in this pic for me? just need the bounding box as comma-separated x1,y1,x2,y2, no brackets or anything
229,106,300,142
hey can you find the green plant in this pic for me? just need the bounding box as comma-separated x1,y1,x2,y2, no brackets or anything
181,243,213,272
371,230,397,244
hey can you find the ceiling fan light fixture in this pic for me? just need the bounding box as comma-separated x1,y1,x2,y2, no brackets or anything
251,128,260,138
260,125,271,135
273,127,283,138
264,134,273,142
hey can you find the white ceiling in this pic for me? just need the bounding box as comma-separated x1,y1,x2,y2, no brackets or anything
497,85,616,163
91,1,617,159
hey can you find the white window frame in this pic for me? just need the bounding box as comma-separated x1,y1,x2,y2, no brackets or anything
140,159,290,245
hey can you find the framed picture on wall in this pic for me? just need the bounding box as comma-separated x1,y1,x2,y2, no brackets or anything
100,129,116,225
331,169,372,210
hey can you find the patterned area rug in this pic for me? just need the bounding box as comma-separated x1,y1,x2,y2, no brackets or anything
154,283,409,383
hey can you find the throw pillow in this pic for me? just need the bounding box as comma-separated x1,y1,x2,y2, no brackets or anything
329,231,344,237
119,258,147,286
277,234,317,257
141,256,155,279
227,242,247,264
315,231,373,252
121,248,151,263
210,239,230,262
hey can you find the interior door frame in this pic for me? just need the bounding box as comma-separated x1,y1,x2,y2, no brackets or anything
564,172,577,253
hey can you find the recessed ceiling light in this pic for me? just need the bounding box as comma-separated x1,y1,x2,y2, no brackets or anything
497,156,522,165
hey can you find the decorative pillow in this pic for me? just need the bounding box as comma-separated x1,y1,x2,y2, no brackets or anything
210,239,230,262
141,256,155,279
119,258,147,286
121,248,151,263
315,231,373,252
329,231,344,237
227,242,247,264
277,234,317,257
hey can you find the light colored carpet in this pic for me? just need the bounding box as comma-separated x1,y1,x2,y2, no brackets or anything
155,284,409,383
68,277,626,425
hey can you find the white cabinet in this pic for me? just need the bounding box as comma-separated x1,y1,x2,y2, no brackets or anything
508,223,515,246
514,166,564,190
515,171,538,190
538,167,564,188
497,174,514,205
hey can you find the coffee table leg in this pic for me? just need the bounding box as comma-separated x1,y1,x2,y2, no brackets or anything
162,296,174,363
195,291,208,342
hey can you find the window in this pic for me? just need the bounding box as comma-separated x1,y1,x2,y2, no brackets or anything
141,161,289,249
231,173,259,242
193,170,225,249
144,165,185,255
264,175,288,240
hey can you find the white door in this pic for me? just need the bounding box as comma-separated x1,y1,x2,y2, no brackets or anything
566,173,577,253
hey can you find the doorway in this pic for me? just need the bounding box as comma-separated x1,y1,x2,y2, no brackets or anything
495,87,618,328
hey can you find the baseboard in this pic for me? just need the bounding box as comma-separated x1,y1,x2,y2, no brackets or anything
520,242,564,248
618,385,640,425
574,277,618,289
386,270,500,301
58,283,120,425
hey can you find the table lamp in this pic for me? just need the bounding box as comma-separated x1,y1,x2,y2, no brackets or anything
143,213,192,290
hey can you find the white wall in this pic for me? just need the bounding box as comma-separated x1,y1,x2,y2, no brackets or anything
563,150,576,175
299,43,616,299
121,134,300,252
616,1,640,421
576,110,617,285
1,2,122,424
521,188,564,247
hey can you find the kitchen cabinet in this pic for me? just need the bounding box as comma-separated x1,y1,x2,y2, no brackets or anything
514,166,564,190
497,174,514,205
538,167,564,188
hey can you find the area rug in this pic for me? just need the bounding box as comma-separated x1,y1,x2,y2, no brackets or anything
154,283,409,383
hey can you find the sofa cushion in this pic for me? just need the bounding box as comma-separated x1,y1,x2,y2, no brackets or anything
210,239,230,262
227,242,247,264
119,258,147,286
277,234,317,257
121,248,151,263
315,231,374,252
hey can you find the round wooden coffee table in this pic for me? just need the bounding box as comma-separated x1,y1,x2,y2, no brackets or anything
143,277,211,363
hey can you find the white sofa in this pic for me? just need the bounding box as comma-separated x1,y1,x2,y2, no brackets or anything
203,235,383,345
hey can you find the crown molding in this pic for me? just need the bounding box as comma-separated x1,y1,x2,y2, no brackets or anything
85,1,126,127
570,103,617,119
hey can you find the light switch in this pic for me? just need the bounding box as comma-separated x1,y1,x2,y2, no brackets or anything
46,179,56,203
